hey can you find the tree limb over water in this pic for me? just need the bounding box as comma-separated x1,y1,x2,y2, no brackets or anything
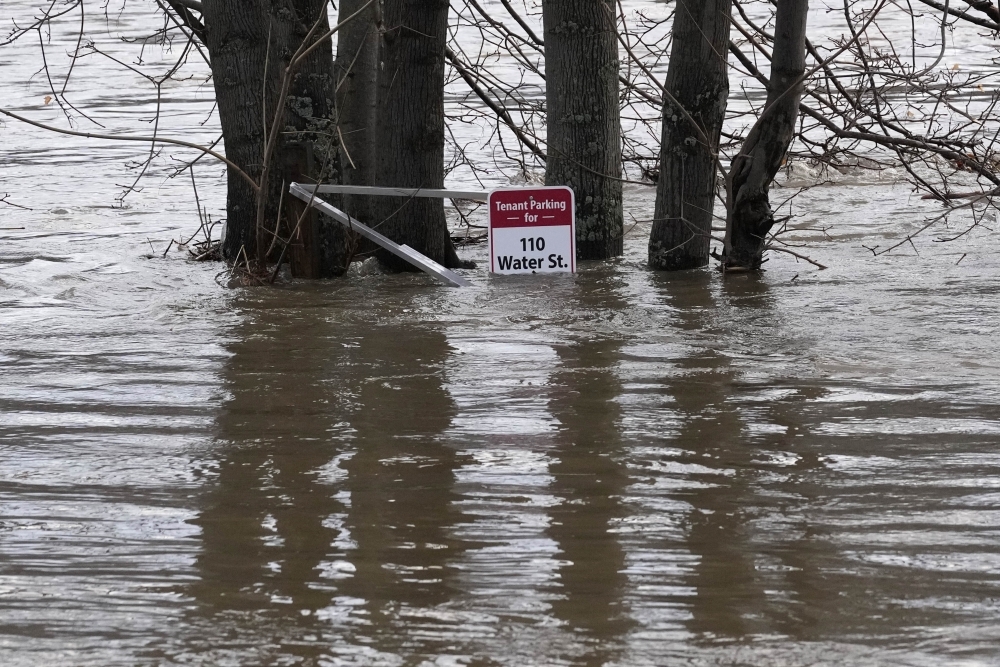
0,106,258,191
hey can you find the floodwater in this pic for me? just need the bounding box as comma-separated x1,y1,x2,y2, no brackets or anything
3,1,1000,665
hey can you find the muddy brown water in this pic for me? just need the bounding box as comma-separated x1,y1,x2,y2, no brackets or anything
4,1,1000,664
4,182,1000,665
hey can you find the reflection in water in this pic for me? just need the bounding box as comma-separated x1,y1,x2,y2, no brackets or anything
186,295,462,662
337,323,463,658
547,273,632,664
6,238,1000,665
187,297,352,662
672,275,769,640
664,274,835,642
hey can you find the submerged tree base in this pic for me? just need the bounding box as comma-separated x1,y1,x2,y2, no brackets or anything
721,187,774,271
649,242,712,271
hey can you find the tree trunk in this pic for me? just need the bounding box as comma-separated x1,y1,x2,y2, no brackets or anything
201,0,349,275
722,0,809,270
542,0,623,260
648,0,732,271
372,0,464,271
335,0,379,226
201,0,280,263
276,0,352,277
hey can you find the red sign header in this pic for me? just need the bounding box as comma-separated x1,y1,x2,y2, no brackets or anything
488,187,574,229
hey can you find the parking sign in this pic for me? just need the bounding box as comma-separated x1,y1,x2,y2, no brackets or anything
488,186,575,274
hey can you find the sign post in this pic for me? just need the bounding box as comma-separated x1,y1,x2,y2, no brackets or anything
488,186,575,274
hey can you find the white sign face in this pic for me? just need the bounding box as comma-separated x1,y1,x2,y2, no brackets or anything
488,186,576,274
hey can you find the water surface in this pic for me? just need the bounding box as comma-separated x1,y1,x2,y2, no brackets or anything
3,1,1000,665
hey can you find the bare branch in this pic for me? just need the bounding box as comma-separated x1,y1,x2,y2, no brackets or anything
0,107,258,192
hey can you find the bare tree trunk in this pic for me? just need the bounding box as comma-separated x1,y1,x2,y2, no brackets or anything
201,0,280,263
373,0,464,270
649,0,732,271
276,0,351,277
202,0,349,275
542,0,623,260
335,0,379,226
722,0,809,270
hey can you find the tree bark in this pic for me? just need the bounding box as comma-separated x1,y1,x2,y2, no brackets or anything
722,0,809,270
276,0,352,277
542,0,623,260
201,0,280,263
201,0,349,275
648,0,732,271
335,0,379,226
372,0,464,270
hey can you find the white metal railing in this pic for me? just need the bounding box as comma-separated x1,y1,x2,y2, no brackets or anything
287,183,473,288
296,183,488,202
